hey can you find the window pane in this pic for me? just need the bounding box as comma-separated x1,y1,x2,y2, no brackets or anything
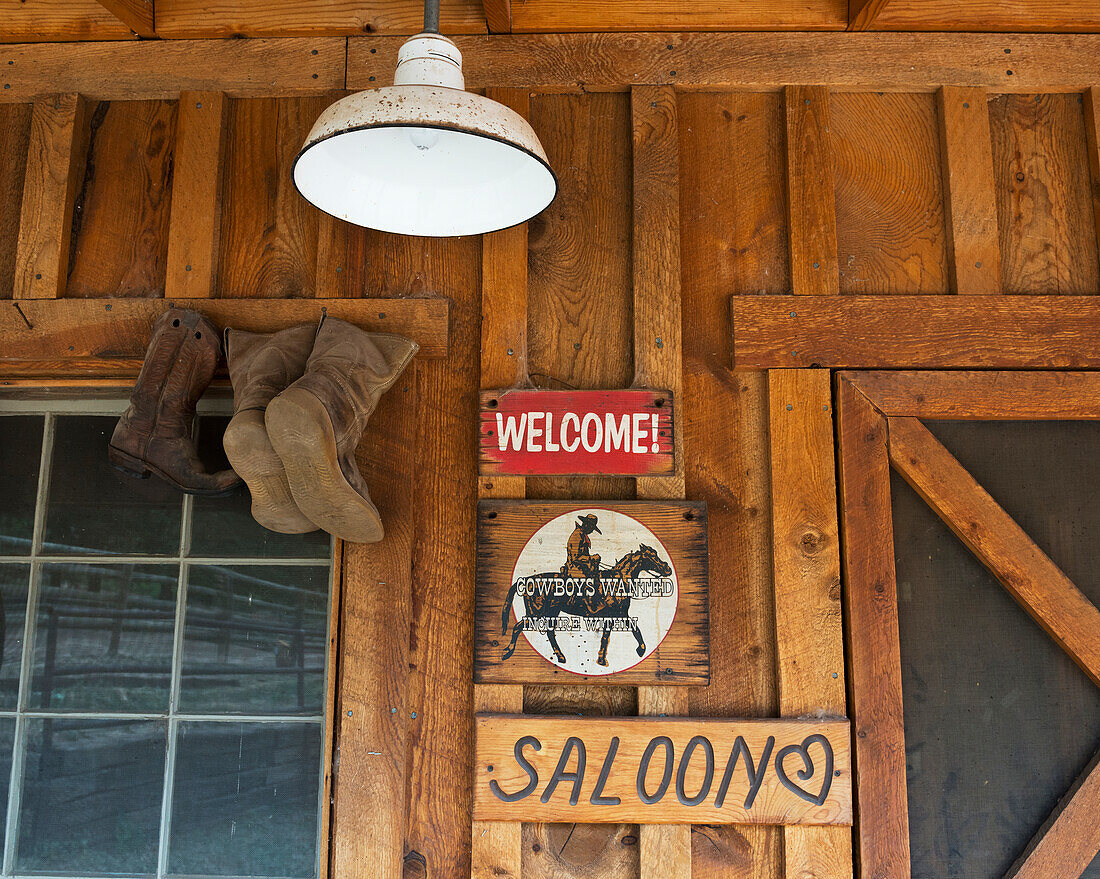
169,721,321,878
43,415,182,556
30,564,178,712
0,717,14,865
0,416,43,556
190,416,331,560
180,565,329,716
0,565,30,709
17,718,165,875
892,419,1100,879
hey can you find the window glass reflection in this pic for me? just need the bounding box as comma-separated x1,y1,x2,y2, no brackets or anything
169,722,321,877
180,565,329,715
0,416,42,556
0,565,30,709
30,564,178,712
17,718,165,875
44,416,182,557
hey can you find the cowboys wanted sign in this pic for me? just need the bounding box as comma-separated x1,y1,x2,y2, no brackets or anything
479,389,674,476
474,715,852,826
475,501,709,685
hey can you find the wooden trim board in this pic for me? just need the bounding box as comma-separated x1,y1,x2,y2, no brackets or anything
732,295,1100,369
1,297,450,376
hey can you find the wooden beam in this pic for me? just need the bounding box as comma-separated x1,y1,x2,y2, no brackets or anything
731,294,1100,369
332,368,417,879
847,0,891,30
508,0,846,31
839,371,1100,420
165,92,228,299
471,85,528,879
769,369,851,879
785,86,839,295
347,33,1100,94
0,39,345,102
937,87,1002,294
631,83,690,879
153,0,488,38
483,0,512,33
0,298,450,377
836,375,910,879
1084,87,1100,269
887,416,1100,688
95,0,155,36
14,95,89,301
1005,750,1100,879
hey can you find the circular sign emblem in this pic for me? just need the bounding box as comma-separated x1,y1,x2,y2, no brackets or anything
506,508,678,676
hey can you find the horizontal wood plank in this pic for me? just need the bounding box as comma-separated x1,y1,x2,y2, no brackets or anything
732,295,1100,369
154,0,487,37
887,416,1100,688
1,297,449,376
871,0,1100,32
474,715,852,825
0,0,136,44
509,0,846,32
0,39,345,101
347,32,1100,94
842,371,1100,419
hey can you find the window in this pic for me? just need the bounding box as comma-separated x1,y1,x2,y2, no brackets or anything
0,398,334,879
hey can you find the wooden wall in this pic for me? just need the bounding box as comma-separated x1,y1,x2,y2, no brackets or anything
1,37,1099,878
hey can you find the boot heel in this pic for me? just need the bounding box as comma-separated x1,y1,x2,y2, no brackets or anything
108,446,152,479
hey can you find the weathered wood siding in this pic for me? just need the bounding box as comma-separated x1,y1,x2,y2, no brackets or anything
1,57,1098,879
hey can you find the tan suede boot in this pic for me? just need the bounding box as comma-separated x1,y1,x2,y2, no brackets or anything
223,323,320,534
264,318,418,544
109,308,241,496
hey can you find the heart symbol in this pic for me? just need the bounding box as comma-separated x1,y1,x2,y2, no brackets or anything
774,734,834,806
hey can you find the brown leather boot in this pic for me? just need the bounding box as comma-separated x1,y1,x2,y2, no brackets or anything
264,317,418,543
109,308,241,496
223,323,319,534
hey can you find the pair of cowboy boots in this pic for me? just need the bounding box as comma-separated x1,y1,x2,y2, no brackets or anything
222,316,418,544
110,308,242,495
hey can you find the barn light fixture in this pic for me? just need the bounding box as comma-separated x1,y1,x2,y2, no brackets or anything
293,0,557,237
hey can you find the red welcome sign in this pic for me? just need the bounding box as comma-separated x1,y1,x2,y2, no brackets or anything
480,389,674,476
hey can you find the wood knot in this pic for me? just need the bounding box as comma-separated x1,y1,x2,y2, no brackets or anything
799,528,824,554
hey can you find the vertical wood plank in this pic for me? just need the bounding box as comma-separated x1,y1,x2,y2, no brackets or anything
785,86,839,295
937,87,1002,294
66,99,177,298
524,89,638,879
483,0,512,33
0,103,33,300
836,375,910,879
769,369,852,879
632,83,691,879
681,90,785,879
166,92,228,299
990,93,1100,294
332,368,417,879
14,94,88,300
471,85,528,879
1084,86,1100,268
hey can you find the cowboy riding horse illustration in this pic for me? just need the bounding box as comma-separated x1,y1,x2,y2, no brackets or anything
501,513,673,667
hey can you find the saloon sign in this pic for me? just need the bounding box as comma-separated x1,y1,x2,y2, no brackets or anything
475,501,709,685
474,715,852,825
480,389,674,476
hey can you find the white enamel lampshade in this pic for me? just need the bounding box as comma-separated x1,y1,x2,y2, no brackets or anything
293,33,557,237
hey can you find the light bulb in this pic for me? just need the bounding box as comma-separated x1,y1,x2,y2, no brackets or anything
409,127,440,151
